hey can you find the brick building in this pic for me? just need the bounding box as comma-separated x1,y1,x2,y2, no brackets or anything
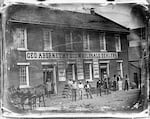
4,4,129,95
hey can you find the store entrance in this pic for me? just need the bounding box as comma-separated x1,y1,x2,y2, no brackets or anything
43,65,57,94
100,68,107,80
99,63,109,80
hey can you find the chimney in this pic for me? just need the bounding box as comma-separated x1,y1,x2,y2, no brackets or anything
90,8,95,15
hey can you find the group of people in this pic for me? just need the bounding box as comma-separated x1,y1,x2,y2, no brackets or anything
67,74,130,101
96,74,130,96
111,74,129,91
68,80,93,101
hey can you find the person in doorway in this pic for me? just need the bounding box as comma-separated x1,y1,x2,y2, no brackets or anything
84,81,92,99
124,74,129,91
118,75,123,91
78,81,84,100
96,79,102,96
71,80,78,101
46,79,52,98
103,73,109,95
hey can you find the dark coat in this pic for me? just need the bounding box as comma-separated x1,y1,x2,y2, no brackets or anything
97,80,102,88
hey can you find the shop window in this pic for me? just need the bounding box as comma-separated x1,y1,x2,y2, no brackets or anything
65,31,73,51
84,62,93,81
13,28,27,50
116,61,123,78
43,29,53,51
83,32,90,50
17,63,30,88
115,34,121,52
99,32,106,51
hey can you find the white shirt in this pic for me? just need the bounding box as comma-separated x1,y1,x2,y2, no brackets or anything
78,83,84,89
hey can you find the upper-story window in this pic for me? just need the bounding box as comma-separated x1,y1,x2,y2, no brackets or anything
13,28,27,51
83,32,90,51
65,31,73,51
99,32,106,51
115,34,121,52
43,29,53,51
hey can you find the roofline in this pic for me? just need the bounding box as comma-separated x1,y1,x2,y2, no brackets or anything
4,3,129,33
94,12,130,32
9,19,129,33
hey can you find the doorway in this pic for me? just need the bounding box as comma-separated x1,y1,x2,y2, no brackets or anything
99,62,109,80
43,65,57,94
66,63,76,81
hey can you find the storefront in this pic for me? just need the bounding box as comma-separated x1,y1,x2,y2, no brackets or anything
4,4,129,95
25,51,123,94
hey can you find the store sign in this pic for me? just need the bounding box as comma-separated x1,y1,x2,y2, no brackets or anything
93,59,99,78
58,60,66,81
26,52,118,60
76,59,84,80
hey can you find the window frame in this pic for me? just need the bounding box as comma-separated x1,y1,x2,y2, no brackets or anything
99,32,106,51
65,31,73,51
43,28,53,51
84,61,93,81
83,31,90,51
115,34,121,52
14,28,28,51
66,62,76,81
17,63,30,88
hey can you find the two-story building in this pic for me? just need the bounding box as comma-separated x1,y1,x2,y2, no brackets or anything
4,4,129,95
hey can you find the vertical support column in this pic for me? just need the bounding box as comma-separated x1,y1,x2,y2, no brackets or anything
53,66,57,94
72,64,75,80
1,5,8,109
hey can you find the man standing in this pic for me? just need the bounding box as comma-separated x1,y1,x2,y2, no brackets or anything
118,75,123,91
84,81,92,99
112,75,117,91
72,80,78,101
46,79,52,98
103,73,109,95
67,79,73,98
96,79,102,96
78,81,84,100
124,74,129,91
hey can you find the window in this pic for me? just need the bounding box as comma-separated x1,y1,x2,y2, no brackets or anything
99,33,106,51
13,28,27,50
84,62,93,81
66,64,76,80
115,34,121,52
65,32,73,51
116,61,123,78
43,29,53,51
83,32,90,50
17,63,30,88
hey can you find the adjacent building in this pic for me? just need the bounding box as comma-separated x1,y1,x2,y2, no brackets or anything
4,4,129,95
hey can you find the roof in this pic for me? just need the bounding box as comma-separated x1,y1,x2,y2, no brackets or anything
8,4,129,33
